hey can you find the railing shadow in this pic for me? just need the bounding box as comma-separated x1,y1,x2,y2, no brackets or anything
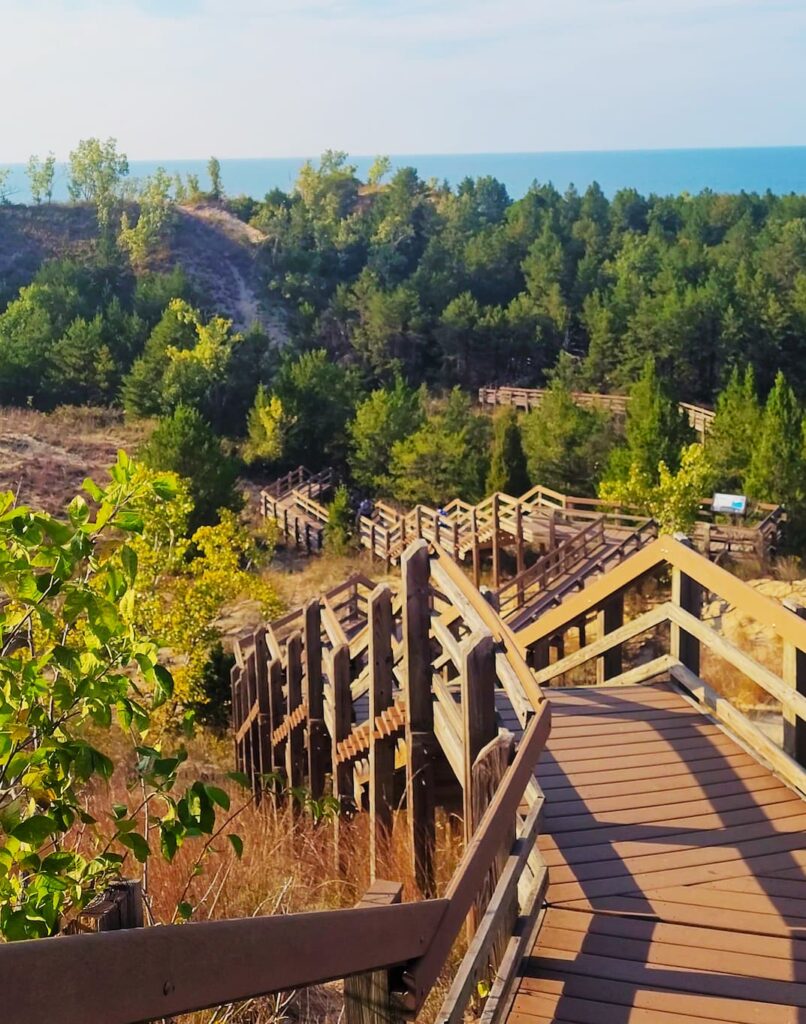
523,683,806,1022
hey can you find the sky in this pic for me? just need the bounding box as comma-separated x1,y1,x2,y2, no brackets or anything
0,0,804,161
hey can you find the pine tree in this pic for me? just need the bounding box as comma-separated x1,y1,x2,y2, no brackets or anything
486,407,530,496
143,406,242,530
705,366,761,492
324,485,353,555
605,358,694,486
746,371,803,507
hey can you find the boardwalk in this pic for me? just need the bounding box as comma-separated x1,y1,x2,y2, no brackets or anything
506,683,806,1024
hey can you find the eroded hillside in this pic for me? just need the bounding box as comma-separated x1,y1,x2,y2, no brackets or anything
0,202,288,342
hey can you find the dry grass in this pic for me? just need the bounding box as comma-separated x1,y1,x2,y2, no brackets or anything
78,716,468,1024
0,405,153,513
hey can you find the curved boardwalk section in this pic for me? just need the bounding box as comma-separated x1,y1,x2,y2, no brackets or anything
507,682,806,1024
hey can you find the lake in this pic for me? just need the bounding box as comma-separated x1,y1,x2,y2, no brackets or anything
4,147,806,203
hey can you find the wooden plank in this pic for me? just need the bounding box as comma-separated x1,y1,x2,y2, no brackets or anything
369,585,396,881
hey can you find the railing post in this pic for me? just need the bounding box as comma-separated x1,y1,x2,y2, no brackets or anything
231,661,244,774
783,598,806,767
471,507,481,589
332,643,356,873
462,630,498,940
253,630,272,804
304,600,328,799
369,522,376,562
64,880,143,934
462,631,497,847
671,536,703,676
491,494,501,591
267,658,286,801
402,540,436,898
415,506,423,540
596,592,624,685
516,502,525,579
343,881,405,1024
453,519,460,562
286,632,305,804
369,586,396,881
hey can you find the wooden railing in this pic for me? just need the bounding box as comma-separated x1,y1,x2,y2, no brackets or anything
260,466,335,553
479,385,716,439
496,516,607,618
516,532,806,790
4,540,551,1024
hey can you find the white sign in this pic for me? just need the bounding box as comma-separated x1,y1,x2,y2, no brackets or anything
712,493,747,515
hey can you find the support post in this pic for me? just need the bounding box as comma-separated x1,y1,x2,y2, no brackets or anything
516,502,525,579
268,658,286,792
369,585,396,881
596,592,624,685
343,881,405,1024
402,540,436,898
231,662,244,774
491,494,501,592
471,508,481,589
462,631,497,847
783,598,806,767
548,509,557,550
252,634,271,804
332,643,356,873
461,631,498,940
304,600,328,799
286,632,305,803
671,537,703,676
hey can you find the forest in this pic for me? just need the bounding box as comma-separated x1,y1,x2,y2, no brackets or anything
1,142,805,529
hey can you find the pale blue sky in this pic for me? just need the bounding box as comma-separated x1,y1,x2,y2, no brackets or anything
1,0,804,160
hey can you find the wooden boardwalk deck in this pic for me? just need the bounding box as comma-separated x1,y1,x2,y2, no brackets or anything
506,683,806,1024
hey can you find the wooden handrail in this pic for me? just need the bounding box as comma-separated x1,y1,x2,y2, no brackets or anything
0,900,449,1024
401,702,550,1013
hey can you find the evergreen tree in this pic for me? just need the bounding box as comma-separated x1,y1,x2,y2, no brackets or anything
486,407,530,496
604,358,694,486
521,381,613,496
324,485,353,555
746,371,803,507
705,366,761,492
143,406,242,530
348,377,424,492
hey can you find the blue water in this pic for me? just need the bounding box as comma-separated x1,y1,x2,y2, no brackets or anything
4,148,806,204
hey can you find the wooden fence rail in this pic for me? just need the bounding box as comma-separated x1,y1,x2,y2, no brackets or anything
478,385,716,439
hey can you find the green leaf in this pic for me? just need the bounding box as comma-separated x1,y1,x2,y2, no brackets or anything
227,834,244,859
112,511,144,534
152,664,174,708
177,900,193,921
118,832,150,863
12,815,59,847
120,545,138,585
226,771,250,789
204,785,230,811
